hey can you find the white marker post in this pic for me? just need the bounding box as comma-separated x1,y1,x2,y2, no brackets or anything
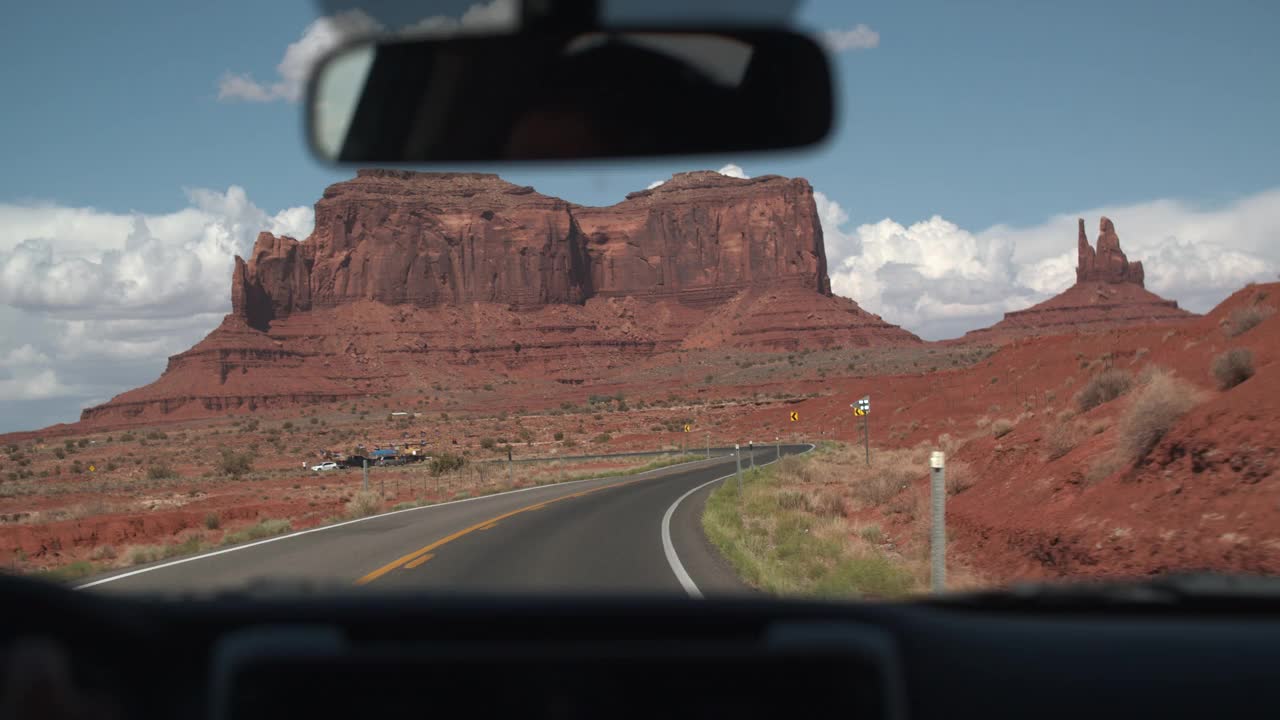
930,451,946,593
735,444,742,494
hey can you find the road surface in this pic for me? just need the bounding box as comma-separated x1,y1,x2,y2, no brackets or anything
78,444,812,597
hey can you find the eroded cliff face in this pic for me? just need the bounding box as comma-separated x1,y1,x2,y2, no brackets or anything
80,170,916,426
964,217,1192,343
231,169,832,329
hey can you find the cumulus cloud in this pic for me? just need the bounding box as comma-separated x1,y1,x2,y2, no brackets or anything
821,24,880,53
219,0,517,103
716,163,749,179
0,189,312,431
822,190,1280,339
0,188,311,317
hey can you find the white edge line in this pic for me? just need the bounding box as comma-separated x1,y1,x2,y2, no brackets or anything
661,443,816,599
75,452,730,590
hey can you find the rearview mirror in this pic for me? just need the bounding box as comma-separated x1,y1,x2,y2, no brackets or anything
307,28,834,163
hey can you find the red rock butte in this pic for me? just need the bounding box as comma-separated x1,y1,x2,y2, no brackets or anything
964,216,1193,343
80,170,918,425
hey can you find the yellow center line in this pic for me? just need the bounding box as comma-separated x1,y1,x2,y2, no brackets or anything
478,523,499,531
404,553,435,569
355,475,650,585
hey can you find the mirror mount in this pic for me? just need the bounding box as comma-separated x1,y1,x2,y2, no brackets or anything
520,0,600,34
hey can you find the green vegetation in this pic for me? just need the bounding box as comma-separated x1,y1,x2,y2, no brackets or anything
703,465,912,598
218,449,254,478
221,519,292,546
32,560,99,582
429,452,466,475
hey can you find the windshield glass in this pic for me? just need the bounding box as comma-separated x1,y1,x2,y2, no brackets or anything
2,0,1277,599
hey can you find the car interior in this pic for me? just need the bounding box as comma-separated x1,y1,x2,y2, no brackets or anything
3,1,1278,719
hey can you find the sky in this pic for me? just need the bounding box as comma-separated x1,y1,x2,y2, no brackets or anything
2,0,1279,432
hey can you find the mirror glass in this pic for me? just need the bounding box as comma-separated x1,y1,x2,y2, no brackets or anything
309,29,833,162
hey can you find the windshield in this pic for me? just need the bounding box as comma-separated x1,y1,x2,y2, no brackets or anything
2,0,1277,600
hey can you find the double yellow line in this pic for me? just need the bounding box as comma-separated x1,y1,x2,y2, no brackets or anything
355,476,649,585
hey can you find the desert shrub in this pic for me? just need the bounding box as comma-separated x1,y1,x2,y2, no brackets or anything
346,491,381,518
204,512,221,530
1226,305,1273,337
1045,422,1079,460
553,431,565,441
146,463,175,480
990,419,1014,438
479,437,497,450
945,462,975,496
853,467,915,507
1075,369,1133,412
429,452,465,475
53,448,65,459
592,433,612,444
1211,348,1255,390
218,449,254,478
1119,371,1198,464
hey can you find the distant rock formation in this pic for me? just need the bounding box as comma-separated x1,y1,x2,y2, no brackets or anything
78,170,917,426
963,216,1192,344
1077,217,1144,286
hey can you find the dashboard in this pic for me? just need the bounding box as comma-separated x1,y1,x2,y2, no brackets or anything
3,578,1280,719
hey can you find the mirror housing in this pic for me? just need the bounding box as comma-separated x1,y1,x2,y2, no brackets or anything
307,28,834,163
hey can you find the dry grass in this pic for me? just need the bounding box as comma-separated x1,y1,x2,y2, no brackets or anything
1045,421,1079,460
1118,370,1201,464
1226,305,1274,337
1211,348,1255,390
945,461,975,496
1075,369,1133,412
345,490,382,518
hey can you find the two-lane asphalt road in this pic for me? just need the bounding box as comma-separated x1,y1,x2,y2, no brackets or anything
78,444,812,597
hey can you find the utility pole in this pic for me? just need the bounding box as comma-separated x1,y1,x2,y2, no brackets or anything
930,451,946,592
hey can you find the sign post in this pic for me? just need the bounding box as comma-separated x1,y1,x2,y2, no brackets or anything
705,432,710,459
853,396,871,466
930,451,946,592
362,457,369,491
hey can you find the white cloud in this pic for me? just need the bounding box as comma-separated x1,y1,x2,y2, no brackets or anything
822,189,1280,340
822,24,880,53
1,344,49,366
646,180,666,189
716,163,749,179
220,0,517,104
0,188,312,316
0,369,74,402
0,189,312,430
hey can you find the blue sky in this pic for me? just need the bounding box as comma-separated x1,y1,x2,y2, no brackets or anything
2,0,1279,431
2,1,1278,226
